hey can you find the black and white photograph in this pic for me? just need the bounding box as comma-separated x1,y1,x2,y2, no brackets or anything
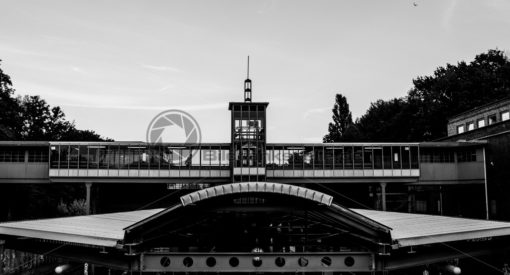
1,1,510,274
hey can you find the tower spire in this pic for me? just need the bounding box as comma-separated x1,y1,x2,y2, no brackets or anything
244,56,252,102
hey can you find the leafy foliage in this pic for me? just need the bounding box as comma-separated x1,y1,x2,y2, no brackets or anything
323,93,354,142
325,49,510,142
57,199,87,216
0,60,21,139
0,60,111,221
0,61,111,141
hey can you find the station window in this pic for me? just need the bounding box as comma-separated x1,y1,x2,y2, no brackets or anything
457,125,465,134
0,148,25,162
314,147,324,170
467,122,475,131
373,147,383,169
28,149,49,162
324,147,334,169
458,149,477,162
420,148,454,163
501,111,510,121
488,114,497,125
333,148,343,169
477,118,485,128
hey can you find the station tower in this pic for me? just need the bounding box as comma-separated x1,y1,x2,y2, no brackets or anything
228,57,268,182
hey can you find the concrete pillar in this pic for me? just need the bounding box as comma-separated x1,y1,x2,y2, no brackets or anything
380,182,387,211
85,182,92,215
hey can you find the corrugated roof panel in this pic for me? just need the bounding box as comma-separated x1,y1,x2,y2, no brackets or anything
3,206,510,249
352,209,510,247
0,209,163,247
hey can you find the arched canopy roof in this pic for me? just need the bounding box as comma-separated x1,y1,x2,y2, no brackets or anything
123,182,392,248
179,182,333,207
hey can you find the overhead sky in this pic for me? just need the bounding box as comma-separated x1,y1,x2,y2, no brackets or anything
1,0,509,142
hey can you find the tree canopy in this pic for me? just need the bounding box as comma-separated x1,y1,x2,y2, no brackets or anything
324,49,510,142
1,59,111,221
0,60,111,141
323,93,353,142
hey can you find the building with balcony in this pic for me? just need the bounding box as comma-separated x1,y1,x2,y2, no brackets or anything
440,97,510,220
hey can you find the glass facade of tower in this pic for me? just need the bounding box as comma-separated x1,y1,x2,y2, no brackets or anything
229,102,268,181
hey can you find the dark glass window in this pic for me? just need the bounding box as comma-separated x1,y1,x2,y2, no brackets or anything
79,145,88,169
107,145,119,169
373,148,383,169
488,114,497,125
383,147,392,169
324,148,334,169
457,149,477,162
0,147,25,162
363,147,373,169
304,147,314,170
87,146,99,169
60,145,70,169
69,145,79,168
314,146,324,170
333,148,344,169
402,146,410,169
291,149,304,170
353,146,363,169
344,147,353,169
420,148,454,163
392,146,401,169
50,145,59,168
28,148,48,162
410,146,419,169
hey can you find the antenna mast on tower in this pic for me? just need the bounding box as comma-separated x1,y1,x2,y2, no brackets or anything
244,56,252,102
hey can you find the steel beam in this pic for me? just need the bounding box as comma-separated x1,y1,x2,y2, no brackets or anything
137,252,375,273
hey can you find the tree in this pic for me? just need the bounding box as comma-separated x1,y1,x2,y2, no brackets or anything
0,61,111,142
0,59,21,140
0,60,111,220
326,49,510,142
18,95,73,140
406,49,510,140
356,98,417,141
323,94,354,142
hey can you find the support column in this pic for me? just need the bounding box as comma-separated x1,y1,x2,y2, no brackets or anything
380,182,387,211
85,182,92,215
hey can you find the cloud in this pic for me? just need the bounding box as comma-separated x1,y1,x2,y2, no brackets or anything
303,137,323,143
442,0,459,30
157,84,176,92
142,64,181,73
303,107,329,119
71,66,84,73
61,102,226,111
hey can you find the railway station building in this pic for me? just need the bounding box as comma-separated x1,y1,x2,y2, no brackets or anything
0,78,509,274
